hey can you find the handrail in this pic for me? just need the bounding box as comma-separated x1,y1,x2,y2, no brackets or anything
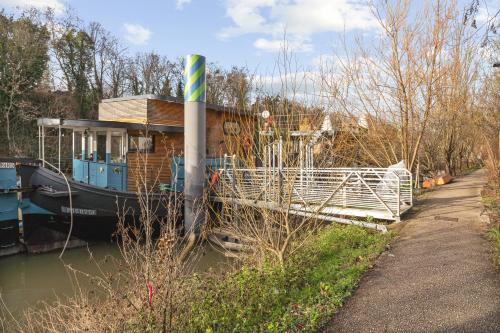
214,166,413,222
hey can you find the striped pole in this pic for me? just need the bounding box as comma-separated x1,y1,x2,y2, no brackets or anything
184,54,206,103
184,54,206,233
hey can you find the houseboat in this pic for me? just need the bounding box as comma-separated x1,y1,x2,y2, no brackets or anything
22,95,253,239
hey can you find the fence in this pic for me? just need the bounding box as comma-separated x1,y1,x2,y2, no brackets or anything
213,165,412,225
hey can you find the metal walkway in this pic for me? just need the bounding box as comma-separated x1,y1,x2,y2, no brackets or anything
211,166,413,232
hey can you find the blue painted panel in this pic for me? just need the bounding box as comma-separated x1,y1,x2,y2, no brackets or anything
122,166,128,191
171,157,185,192
83,161,89,183
96,164,108,188
73,159,80,180
73,159,88,183
0,164,17,189
0,193,18,222
75,159,127,191
206,158,226,170
107,164,126,191
89,162,98,186
89,162,108,188
170,157,227,192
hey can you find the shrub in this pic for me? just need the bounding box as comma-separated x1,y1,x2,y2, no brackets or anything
187,225,391,332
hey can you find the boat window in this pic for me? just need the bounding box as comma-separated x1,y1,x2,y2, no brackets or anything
96,132,107,162
74,131,82,159
111,135,124,163
128,134,154,153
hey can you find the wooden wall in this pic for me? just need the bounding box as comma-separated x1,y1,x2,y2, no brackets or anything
99,99,147,123
206,110,255,157
147,99,183,126
144,98,254,157
99,98,254,149
126,111,254,192
126,130,183,193
98,97,255,192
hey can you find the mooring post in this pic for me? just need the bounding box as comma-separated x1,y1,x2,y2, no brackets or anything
38,126,41,160
41,125,45,167
278,136,283,205
231,154,236,223
58,124,61,170
184,54,206,234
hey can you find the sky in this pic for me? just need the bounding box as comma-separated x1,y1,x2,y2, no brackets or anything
0,0,498,78
0,0,401,71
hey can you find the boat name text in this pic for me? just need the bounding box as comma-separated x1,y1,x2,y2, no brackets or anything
0,162,16,169
61,206,97,216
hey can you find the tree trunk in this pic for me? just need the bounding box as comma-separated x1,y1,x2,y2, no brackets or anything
5,110,11,154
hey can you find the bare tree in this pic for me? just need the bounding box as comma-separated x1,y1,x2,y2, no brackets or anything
126,52,176,96
322,0,456,173
107,47,128,98
476,43,500,183
412,1,487,176
86,22,127,100
209,44,327,266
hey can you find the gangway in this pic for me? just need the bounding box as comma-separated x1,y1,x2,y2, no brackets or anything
211,164,413,232
212,113,413,232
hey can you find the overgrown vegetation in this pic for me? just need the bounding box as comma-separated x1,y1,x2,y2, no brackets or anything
1,223,391,332
187,226,391,332
477,24,499,269
483,183,500,269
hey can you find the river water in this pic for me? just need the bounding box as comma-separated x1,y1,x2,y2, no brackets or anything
0,242,230,316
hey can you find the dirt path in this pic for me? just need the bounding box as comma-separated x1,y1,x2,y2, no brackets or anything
324,169,500,333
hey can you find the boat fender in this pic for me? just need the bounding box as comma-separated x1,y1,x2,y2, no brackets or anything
209,171,219,187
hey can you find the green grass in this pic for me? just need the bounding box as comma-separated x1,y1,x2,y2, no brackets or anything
482,183,500,269
188,225,392,332
488,227,500,269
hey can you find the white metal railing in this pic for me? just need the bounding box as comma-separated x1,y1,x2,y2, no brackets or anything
213,165,412,221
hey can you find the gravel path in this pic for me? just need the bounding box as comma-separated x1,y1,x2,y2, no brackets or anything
324,169,500,333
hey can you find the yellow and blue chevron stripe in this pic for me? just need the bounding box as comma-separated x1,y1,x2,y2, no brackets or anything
184,54,206,103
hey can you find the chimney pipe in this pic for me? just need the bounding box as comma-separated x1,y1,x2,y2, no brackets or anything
183,54,206,234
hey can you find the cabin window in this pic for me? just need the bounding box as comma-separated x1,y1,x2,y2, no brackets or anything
74,131,82,159
96,132,107,162
111,134,124,163
128,134,154,153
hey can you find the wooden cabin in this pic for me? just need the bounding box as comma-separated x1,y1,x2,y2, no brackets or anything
37,95,254,192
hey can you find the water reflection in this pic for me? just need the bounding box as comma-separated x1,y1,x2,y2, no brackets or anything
0,242,231,315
